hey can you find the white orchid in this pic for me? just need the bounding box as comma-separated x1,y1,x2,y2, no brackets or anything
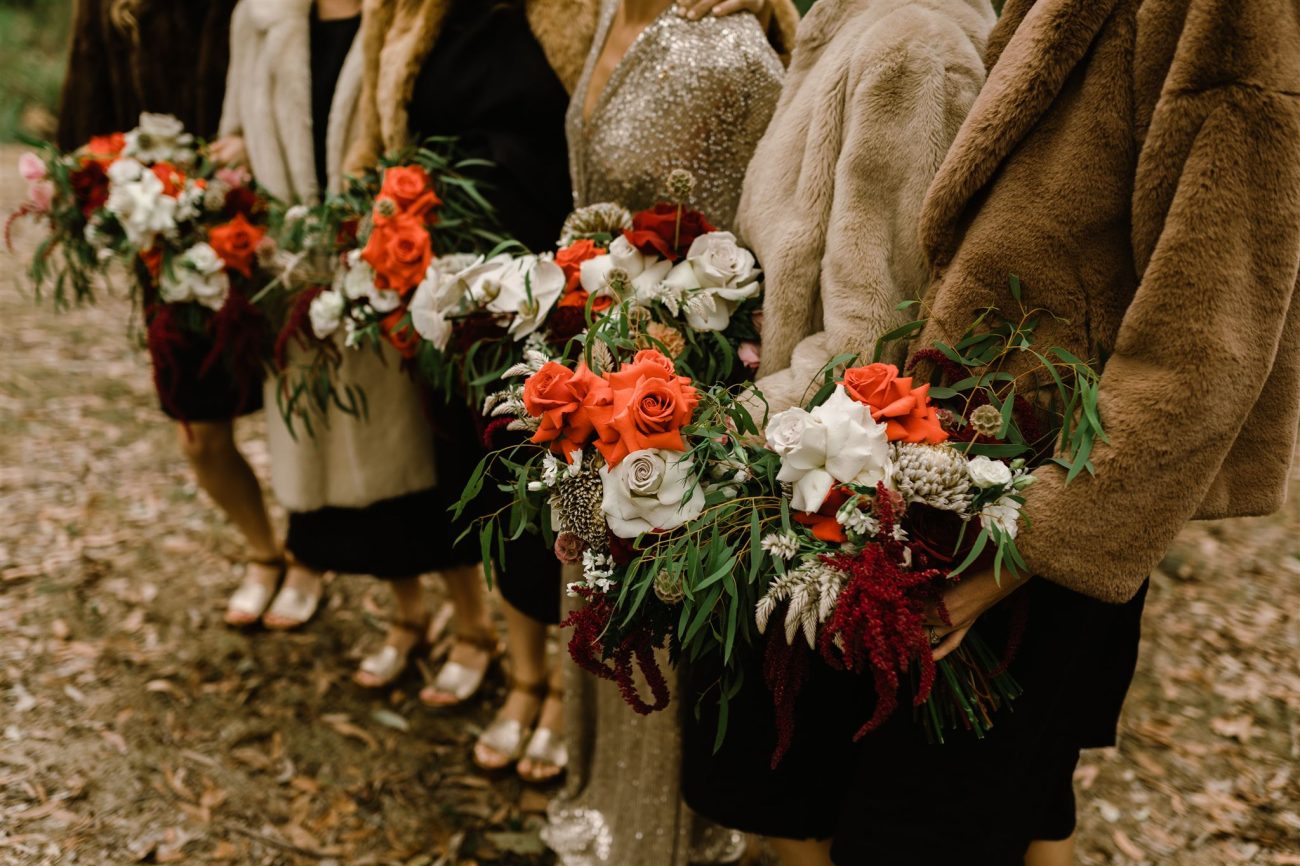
123,112,195,164
485,255,565,340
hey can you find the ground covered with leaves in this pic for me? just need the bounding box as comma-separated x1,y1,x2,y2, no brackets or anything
2,151,1298,865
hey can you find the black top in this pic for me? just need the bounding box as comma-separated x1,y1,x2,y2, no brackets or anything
310,13,361,193
407,0,572,251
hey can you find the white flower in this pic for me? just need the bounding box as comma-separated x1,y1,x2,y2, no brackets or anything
309,290,346,339
486,255,565,340
600,449,705,538
581,237,671,304
573,550,618,595
284,204,311,224
761,531,800,561
337,249,400,314
540,453,564,488
159,242,229,309
981,494,1023,540
765,387,892,514
836,498,880,537
967,455,1014,489
123,112,194,163
658,232,762,331
175,180,205,222
105,168,177,248
408,278,452,351
106,158,144,185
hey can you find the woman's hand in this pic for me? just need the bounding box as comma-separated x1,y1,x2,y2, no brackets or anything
678,0,773,29
926,568,1029,661
209,135,248,168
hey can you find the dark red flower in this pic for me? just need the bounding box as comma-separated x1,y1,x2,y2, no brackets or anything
69,161,109,217
622,203,715,261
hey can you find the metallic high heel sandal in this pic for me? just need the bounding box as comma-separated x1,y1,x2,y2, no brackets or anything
354,615,433,689
473,680,547,771
224,556,286,627
419,630,500,707
518,689,568,784
263,558,326,630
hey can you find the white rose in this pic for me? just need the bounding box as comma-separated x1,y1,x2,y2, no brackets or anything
341,250,375,300
182,242,229,310
106,158,144,185
771,387,891,514
684,231,760,290
600,449,705,538
157,269,192,304
105,172,178,248
967,455,1013,489
308,290,346,339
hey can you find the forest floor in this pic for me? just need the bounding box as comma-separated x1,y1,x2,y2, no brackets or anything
1,148,1298,866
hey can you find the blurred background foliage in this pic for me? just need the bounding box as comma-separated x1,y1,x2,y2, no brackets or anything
0,0,70,141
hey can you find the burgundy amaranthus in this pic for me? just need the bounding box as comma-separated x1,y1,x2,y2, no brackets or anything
145,303,189,421
562,586,670,715
818,488,946,740
273,285,325,368
763,627,810,768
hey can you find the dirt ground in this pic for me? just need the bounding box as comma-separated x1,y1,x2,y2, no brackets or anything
2,148,1298,866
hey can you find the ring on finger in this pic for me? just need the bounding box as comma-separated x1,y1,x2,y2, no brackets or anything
926,625,944,647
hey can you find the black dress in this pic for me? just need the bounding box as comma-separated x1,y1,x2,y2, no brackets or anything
283,13,458,579
683,577,1147,861
403,0,573,622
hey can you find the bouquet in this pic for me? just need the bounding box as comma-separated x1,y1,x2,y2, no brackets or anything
10,113,272,418
263,138,503,430
463,283,1105,759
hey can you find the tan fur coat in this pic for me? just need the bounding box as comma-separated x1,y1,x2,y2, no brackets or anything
917,0,1300,602
742,0,994,414
344,0,800,173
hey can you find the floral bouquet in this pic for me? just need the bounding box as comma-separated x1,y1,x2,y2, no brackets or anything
9,113,273,418
263,138,503,429
462,284,1104,758
548,172,763,387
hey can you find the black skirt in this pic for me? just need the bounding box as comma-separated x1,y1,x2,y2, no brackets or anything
154,327,263,422
434,396,562,624
683,577,1147,857
829,578,1148,865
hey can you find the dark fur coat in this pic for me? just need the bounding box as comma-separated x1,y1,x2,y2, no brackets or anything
57,0,237,148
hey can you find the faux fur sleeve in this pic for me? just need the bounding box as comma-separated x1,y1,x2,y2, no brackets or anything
754,10,986,414
1016,87,1300,603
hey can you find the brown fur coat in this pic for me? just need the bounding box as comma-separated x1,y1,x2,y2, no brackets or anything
916,0,1300,602
742,0,994,414
57,0,236,148
344,0,800,172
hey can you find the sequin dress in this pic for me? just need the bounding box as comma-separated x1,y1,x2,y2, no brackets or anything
565,2,784,225
544,6,782,865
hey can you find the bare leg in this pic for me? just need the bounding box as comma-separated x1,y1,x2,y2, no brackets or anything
1026,835,1075,866
354,576,429,687
766,838,834,866
178,420,278,562
262,558,325,629
421,563,497,706
478,593,550,770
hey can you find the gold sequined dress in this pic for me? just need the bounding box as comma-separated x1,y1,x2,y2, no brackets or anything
544,5,782,866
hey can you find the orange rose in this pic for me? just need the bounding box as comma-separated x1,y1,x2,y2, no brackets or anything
555,238,604,292
208,212,266,278
793,487,851,543
842,363,947,444
151,162,184,197
556,288,613,313
83,133,125,164
139,246,163,282
594,351,698,467
381,310,421,359
378,165,441,219
525,362,610,459
361,213,432,295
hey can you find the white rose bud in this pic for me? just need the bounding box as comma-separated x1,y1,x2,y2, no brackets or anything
967,455,1014,489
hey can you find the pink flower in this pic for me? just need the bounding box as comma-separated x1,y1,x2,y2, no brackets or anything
738,341,761,370
215,166,251,189
18,152,46,183
27,180,54,213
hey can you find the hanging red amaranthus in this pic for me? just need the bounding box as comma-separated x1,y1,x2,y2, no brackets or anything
818,487,947,741
762,627,810,769
200,289,266,411
562,586,670,715
274,285,326,369
146,303,190,422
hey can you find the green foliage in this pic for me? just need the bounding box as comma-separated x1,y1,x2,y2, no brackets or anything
0,0,71,141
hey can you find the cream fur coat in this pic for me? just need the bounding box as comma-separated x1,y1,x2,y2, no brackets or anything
741,0,993,414
219,0,438,513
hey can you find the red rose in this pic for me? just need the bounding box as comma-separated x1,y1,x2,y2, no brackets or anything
208,213,266,278
622,203,715,261
139,247,163,282
378,165,441,219
150,162,184,197
842,363,947,444
555,238,605,291
69,161,109,217
360,212,432,295
222,185,259,218
630,349,675,378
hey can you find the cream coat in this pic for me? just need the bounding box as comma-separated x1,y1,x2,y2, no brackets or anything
219,0,438,513
742,0,993,414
